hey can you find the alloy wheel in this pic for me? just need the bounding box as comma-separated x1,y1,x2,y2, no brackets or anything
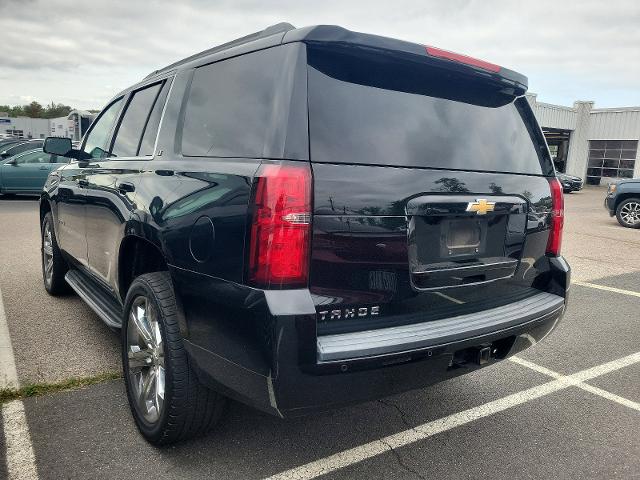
126,296,165,424
42,221,54,286
620,201,640,226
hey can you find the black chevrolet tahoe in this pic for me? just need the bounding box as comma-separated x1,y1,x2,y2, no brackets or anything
40,23,570,445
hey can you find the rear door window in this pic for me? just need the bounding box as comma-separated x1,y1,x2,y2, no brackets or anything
111,82,163,158
307,45,552,176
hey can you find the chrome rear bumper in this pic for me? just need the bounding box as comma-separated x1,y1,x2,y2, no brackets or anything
317,292,564,362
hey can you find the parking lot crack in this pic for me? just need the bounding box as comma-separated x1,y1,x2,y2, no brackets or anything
379,437,427,480
377,399,430,479
378,398,416,431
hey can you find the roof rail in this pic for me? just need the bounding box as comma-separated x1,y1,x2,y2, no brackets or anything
143,22,296,80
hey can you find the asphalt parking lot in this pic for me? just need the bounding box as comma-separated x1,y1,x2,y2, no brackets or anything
1,186,639,480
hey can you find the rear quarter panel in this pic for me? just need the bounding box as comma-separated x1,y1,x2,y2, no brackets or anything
130,55,309,401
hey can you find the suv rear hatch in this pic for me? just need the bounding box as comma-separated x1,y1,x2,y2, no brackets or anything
305,42,561,348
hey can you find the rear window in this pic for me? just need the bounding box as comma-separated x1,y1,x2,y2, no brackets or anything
307,45,552,176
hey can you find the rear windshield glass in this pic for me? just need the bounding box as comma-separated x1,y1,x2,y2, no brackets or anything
307,45,552,175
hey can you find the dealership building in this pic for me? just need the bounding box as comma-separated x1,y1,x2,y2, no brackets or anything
0,114,49,139
528,94,640,184
0,110,95,142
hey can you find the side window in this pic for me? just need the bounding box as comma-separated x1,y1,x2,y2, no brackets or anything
15,151,49,164
111,82,162,158
182,45,298,157
8,143,37,157
83,98,124,159
138,80,171,156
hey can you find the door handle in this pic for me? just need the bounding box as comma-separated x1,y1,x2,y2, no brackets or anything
39,166,49,170
77,179,89,187
117,182,135,194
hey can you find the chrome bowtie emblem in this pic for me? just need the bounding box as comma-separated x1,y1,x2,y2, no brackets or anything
466,199,496,215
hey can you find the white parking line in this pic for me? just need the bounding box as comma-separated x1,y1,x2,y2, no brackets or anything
573,281,640,298
0,286,39,480
578,383,640,412
0,289,19,388
510,356,640,412
266,351,640,480
2,402,38,480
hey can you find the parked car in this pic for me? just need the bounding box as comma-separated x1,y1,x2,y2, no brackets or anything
0,149,68,195
40,23,569,445
0,139,44,160
557,172,583,193
605,179,640,228
0,138,24,149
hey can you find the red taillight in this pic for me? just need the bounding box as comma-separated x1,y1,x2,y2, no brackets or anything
248,163,311,288
425,46,501,73
546,177,564,256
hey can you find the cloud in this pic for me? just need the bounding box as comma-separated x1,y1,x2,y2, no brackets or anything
0,0,638,109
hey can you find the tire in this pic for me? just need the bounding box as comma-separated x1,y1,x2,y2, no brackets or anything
41,212,70,295
615,198,640,229
122,272,225,445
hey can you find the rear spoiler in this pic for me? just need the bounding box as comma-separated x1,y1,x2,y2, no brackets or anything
284,25,527,96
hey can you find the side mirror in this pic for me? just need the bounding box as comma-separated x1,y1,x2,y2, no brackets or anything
44,137,72,156
5,159,16,166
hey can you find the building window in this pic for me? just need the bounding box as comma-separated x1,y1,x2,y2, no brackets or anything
587,140,637,180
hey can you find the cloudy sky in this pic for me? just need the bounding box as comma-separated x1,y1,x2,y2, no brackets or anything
1,0,638,110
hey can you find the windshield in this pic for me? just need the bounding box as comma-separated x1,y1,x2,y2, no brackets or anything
307,45,553,176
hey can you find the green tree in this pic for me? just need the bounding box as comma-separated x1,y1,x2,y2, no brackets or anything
23,101,44,118
43,102,72,119
0,105,25,117
11,105,25,116
0,101,76,118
